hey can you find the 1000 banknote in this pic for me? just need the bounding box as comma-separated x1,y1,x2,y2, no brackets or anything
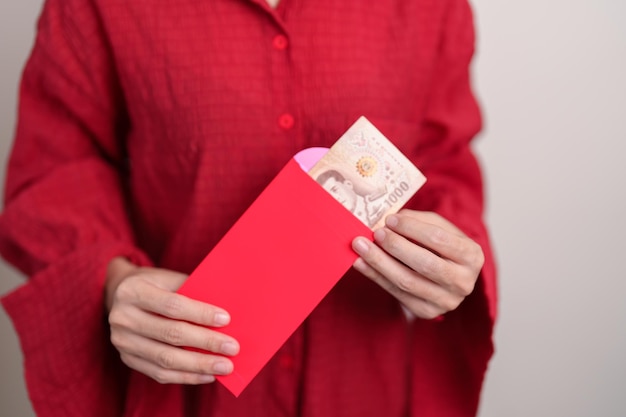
308,116,426,230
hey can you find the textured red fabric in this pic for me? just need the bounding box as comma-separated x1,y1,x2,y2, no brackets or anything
1,0,497,416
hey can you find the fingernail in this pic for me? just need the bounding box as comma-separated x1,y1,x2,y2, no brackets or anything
374,228,386,242
386,215,399,227
214,361,233,375
221,341,239,356
352,238,370,255
214,312,230,326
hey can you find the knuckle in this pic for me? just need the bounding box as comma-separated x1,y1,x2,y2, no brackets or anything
395,274,415,293
162,323,185,345
152,370,172,384
466,243,485,267
437,263,455,287
199,306,217,326
451,272,477,296
383,234,403,255
430,291,449,310
420,256,441,279
108,309,131,330
202,335,221,353
198,356,218,374
155,349,176,370
472,245,486,270
419,304,441,320
162,294,185,318
441,295,462,313
430,227,450,247
419,285,438,305
119,353,134,368
460,278,477,296
113,280,134,303
109,331,125,350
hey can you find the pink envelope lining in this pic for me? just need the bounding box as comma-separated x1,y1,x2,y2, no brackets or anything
293,147,329,172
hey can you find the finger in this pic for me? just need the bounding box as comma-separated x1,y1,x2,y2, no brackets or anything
116,307,239,356
146,270,189,292
352,257,446,320
395,210,465,236
374,226,479,297
385,213,481,266
372,227,462,288
352,237,454,308
114,331,234,377
115,277,231,327
120,353,217,385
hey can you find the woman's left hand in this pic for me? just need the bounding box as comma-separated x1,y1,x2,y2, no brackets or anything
352,209,484,319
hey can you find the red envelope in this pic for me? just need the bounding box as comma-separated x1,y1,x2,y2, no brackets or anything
177,152,372,397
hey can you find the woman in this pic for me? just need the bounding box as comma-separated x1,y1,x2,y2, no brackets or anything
1,0,497,416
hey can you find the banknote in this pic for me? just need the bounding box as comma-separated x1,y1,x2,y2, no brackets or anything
308,116,426,230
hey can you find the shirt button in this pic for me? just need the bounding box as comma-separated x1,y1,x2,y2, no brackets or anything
278,113,295,130
273,34,289,50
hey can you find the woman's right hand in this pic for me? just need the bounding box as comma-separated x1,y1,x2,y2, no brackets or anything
105,257,239,384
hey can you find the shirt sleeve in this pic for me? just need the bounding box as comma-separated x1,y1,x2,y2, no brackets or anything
408,0,497,322
405,1,497,415
0,0,151,416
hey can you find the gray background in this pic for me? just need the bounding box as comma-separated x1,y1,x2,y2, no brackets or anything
1,0,625,415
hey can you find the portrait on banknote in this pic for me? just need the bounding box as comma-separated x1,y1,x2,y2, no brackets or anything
314,168,387,228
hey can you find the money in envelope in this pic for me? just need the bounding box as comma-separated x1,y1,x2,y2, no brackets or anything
308,116,426,230
178,116,426,396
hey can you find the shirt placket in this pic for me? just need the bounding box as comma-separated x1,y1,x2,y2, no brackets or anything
245,1,305,414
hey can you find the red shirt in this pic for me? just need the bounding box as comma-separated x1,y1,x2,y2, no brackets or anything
1,0,497,416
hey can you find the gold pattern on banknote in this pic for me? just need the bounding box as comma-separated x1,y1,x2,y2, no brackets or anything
356,156,377,177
